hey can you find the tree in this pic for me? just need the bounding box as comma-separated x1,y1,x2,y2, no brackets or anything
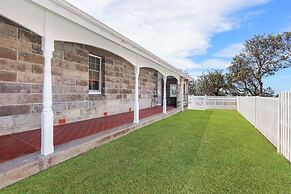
188,80,199,95
263,87,276,97
195,69,227,96
280,32,291,54
183,69,200,96
226,63,259,96
228,34,290,96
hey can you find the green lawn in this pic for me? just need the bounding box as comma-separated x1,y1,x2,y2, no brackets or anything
2,110,291,193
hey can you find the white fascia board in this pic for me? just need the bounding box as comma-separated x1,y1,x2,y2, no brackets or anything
0,0,45,36
31,0,189,78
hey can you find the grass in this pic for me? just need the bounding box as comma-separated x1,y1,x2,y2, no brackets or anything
1,110,291,193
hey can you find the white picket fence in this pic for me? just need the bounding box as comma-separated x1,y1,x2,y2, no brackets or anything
188,96,237,110
278,92,291,162
188,94,291,162
237,96,278,146
237,94,291,162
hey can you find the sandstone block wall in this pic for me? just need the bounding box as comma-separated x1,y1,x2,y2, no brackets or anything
52,41,158,124
0,16,44,134
0,16,158,135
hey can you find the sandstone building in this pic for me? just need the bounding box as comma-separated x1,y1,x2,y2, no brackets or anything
0,0,189,159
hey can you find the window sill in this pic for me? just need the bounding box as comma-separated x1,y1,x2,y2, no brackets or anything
89,91,101,95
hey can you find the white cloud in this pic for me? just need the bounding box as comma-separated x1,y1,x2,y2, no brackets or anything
189,71,202,79
193,58,231,69
214,42,244,58
167,57,200,70
188,58,231,79
67,0,269,71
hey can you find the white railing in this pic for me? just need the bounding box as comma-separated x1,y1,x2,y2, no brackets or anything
188,96,237,110
237,94,291,162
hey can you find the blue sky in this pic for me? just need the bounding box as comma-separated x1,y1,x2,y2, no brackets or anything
69,0,291,92
191,0,291,92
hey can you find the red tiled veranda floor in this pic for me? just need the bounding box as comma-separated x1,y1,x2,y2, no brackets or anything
0,106,174,163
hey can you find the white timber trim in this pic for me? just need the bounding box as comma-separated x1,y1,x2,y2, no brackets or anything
134,66,140,123
41,10,55,156
163,75,167,114
181,78,184,111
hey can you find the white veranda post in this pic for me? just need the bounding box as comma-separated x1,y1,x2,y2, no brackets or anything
41,36,54,156
41,11,55,156
163,75,167,114
134,66,140,123
181,78,184,111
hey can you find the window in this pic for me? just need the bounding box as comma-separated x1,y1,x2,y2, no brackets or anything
89,54,102,94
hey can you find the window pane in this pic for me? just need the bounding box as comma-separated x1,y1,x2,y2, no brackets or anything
89,71,93,80
89,55,101,92
96,57,101,65
89,56,95,64
96,63,100,71
94,62,97,71
91,81,99,90
95,71,99,81
89,80,93,90
89,62,94,71
92,71,98,81
94,81,99,90
89,71,96,80
89,80,99,90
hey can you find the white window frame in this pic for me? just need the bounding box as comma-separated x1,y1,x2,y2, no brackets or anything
88,54,102,94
